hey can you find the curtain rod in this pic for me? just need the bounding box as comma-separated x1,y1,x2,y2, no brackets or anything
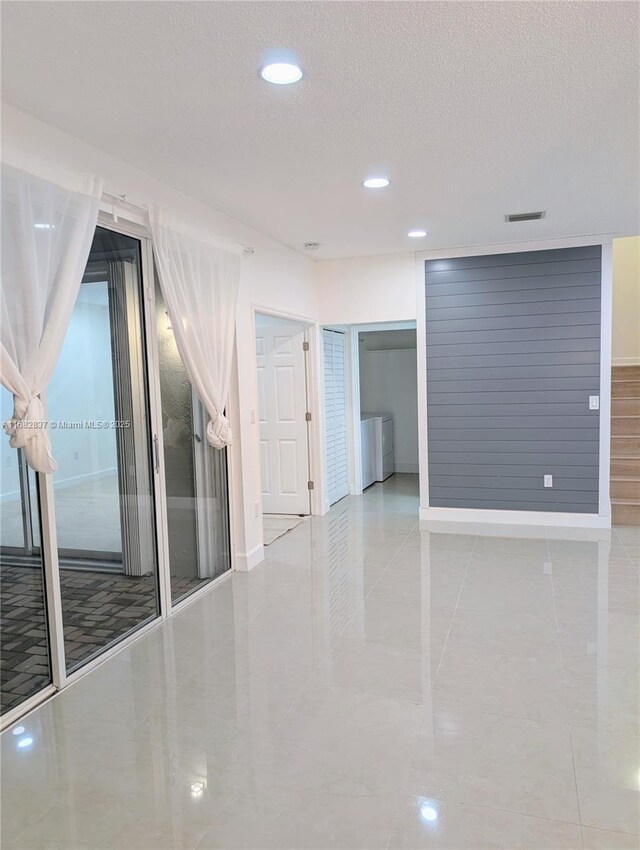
101,192,254,256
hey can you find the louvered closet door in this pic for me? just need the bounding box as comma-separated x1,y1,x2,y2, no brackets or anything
323,329,349,506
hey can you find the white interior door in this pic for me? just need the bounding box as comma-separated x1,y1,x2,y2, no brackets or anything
256,323,310,515
323,329,349,506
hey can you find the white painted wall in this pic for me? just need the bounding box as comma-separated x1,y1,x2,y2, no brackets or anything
2,104,318,570
612,236,640,366
359,348,419,473
315,253,416,325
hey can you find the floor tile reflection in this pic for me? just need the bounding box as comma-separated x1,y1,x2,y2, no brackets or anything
2,474,638,849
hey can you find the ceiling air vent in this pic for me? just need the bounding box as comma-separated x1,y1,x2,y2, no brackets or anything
505,211,546,223
303,242,321,251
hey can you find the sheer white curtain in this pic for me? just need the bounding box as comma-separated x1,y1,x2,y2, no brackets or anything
1,164,102,472
150,211,241,449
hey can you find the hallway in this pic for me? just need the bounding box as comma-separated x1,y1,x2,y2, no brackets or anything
2,475,638,849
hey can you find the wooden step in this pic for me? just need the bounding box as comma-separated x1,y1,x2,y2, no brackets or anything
611,501,640,526
612,397,640,416
610,478,640,500
612,365,640,381
611,436,640,457
611,457,640,478
611,417,640,436
612,380,640,399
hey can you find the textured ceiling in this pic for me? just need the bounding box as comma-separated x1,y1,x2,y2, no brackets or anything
2,1,638,259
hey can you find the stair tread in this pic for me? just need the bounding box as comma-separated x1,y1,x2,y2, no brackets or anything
612,375,640,489
611,498,640,505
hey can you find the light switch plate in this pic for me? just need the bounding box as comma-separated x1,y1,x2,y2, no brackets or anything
544,474,553,488
589,395,600,410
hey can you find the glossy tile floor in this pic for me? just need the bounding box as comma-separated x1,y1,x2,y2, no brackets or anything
2,475,639,849
262,514,306,546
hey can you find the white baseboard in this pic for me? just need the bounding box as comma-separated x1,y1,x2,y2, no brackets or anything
612,357,640,366
234,544,264,572
394,463,419,474
420,506,611,534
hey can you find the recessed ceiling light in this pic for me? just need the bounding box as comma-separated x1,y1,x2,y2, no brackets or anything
363,177,390,189
260,63,303,85
408,230,428,238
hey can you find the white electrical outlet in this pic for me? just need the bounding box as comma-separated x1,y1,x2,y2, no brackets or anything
588,395,600,410
544,474,553,488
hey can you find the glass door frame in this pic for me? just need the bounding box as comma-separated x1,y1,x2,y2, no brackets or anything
1,212,236,730
99,214,235,617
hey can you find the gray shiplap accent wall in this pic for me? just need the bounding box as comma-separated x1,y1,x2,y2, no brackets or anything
425,246,601,513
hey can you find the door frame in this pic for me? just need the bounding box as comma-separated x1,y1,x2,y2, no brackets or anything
251,305,324,520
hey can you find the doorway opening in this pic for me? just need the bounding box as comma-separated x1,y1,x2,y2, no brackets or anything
321,320,419,512
254,312,312,546
358,325,419,490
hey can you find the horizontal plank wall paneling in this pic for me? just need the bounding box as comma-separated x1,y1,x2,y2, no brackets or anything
425,245,602,513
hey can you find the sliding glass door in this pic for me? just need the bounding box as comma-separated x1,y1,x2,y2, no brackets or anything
47,227,159,673
155,277,231,604
1,219,234,723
